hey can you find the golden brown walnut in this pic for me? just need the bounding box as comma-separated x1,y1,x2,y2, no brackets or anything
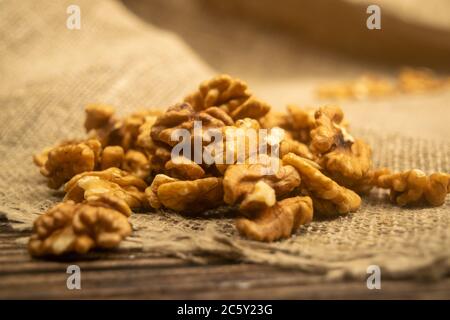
136,115,158,154
136,114,171,175
236,196,313,242
184,74,270,120
374,169,450,206
86,105,162,150
283,153,361,217
279,139,314,160
151,102,233,147
64,167,148,211
158,177,223,213
319,139,374,194
145,174,179,209
239,181,276,214
28,200,131,257
101,146,125,170
87,193,132,217
119,110,162,151
84,104,115,132
307,106,374,193
286,105,316,143
39,139,102,189
309,105,348,154
150,102,235,176
223,157,301,214
213,118,262,174
33,139,82,169
150,143,172,174
165,157,205,180
122,150,150,179
259,111,290,130
146,175,223,213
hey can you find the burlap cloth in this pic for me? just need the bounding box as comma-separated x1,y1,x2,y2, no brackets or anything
1,0,449,281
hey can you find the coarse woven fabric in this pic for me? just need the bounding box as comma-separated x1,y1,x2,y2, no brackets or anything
1,0,449,281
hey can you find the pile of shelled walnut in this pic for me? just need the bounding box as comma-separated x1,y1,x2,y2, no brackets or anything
29,75,450,257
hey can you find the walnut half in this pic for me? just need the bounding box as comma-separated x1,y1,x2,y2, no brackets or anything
64,167,148,212
184,74,270,120
38,139,102,189
374,169,450,206
28,199,131,257
283,153,361,217
145,174,224,213
223,157,301,215
236,196,313,242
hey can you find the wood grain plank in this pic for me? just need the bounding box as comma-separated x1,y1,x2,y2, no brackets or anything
1,220,450,300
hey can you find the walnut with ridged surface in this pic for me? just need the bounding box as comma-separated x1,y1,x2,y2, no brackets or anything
283,153,361,217
319,139,374,194
151,102,234,147
122,149,151,180
286,105,316,143
145,174,179,209
64,167,148,211
184,74,270,121
309,106,374,193
236,196,313,242
223,157,301,215
86,104,162,150
146,174,223,213
309,105,347,154
165,157,205,180
39,139,102,189
100,146,125,170
28,199,131,257
374,169,450,206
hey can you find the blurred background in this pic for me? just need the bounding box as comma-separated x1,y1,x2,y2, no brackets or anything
2,0,449,141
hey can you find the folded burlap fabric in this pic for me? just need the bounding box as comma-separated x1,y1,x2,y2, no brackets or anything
1,0,449,280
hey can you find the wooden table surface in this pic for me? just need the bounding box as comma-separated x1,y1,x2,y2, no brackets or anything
1,218,449,300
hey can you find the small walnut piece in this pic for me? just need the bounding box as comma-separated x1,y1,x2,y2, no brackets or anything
122,149,150,179
309,105,348,154
214,118,262,174
319,139,374,194
184,74,270,120
375,169,450,206
308,106,374,193
40,139,102,189
236,196,313,242
101,146,125,170
279,138,314,160
145,174,179,209
165,157,205,180
64,168,148,211
136,115,159,154
154,177,224,213
28,200,131,257
223,158,301,213
283,153,361,217
286,105,316,143
151,102,233,148
86,105,162,150
259,111,289,130
84,104,115,132
239,180,276,214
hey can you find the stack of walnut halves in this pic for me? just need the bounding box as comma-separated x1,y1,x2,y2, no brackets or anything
30,75,450,257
